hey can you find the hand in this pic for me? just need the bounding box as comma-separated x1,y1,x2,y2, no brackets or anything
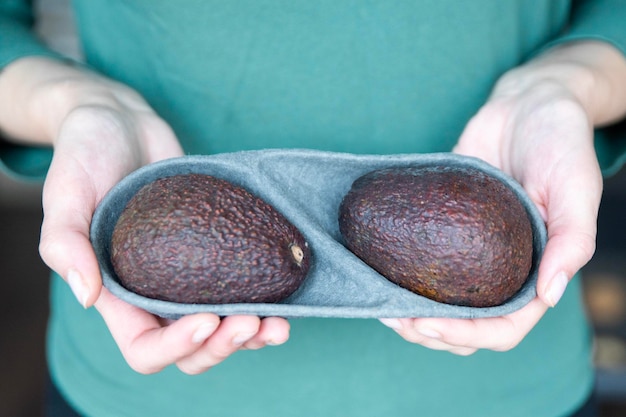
380,41,626,355
0,57,290,374
383,81,597,355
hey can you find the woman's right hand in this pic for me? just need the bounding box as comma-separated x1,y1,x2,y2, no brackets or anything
0,57,290,374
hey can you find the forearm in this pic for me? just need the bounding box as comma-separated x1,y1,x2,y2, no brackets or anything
495,41,626,127
0,56,148,145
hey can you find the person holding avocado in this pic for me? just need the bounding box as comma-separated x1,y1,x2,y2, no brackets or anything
1,1,626,416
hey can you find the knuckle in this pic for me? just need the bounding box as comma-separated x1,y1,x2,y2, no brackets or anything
207,345,235,362
38,231,62,271
124,355,160,375
175,346,234,375
121,341,164,375
573,232,597,264
549,97,588,119
63,105,121,133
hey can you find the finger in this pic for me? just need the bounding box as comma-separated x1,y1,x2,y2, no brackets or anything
381,319,478,355
39,154,104,307
421,298,546,351
452,104,507,167
38,108,141,307
134,114,185,162
534,153,602,307
94,288,221,374
381,298,547,352
175,315,261,375
241,317,291,350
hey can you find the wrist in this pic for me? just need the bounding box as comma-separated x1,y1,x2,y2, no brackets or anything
0,56,79,143
493,54,595,119
0,56,147,145
493,41,626,127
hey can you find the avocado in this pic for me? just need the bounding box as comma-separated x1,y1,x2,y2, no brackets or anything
110,174,310,304
338,166,533,307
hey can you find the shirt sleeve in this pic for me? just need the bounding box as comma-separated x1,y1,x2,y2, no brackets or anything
554,0,626,56
0,1,58,179
546,0,626,176
0,0,63,69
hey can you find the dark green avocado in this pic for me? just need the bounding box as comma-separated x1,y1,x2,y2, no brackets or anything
110,174,310,304
338,166,534,307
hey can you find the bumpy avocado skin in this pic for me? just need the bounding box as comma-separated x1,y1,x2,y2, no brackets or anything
111,174,310,304
338,166,534,307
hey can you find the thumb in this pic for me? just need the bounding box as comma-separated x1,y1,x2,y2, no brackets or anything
39,155,105,308
38,110,139,308
535,158,602,307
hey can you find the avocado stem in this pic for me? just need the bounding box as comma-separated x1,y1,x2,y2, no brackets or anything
290,243,305,267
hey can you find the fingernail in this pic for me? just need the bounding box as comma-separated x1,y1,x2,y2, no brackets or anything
67,268,89,308
266,339,284,347
547,271,569,307
232,332,256,347
192,322,218,344
380,318,402,330
417,326,442,340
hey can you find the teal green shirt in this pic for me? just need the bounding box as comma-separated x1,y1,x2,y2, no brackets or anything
2,1,626,416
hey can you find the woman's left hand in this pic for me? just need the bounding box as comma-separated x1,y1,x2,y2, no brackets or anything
380,41,626,355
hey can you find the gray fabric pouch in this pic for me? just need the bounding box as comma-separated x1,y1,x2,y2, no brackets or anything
90,149,547,319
